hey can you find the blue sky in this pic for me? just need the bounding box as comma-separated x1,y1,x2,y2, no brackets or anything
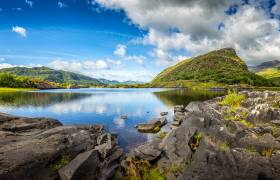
0,0,280,81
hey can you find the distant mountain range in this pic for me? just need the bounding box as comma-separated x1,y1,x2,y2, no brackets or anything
250,60,280,72
0,66,144,87
152,48,272,87
98,79,144,85
0,66,103,86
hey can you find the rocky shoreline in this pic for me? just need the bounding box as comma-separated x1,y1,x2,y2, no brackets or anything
1,91,280,180
0,113,122,180
121,91,280,180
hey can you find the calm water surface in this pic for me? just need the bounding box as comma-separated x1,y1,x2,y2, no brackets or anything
0,88,225,150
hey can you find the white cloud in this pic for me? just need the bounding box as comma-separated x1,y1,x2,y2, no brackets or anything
0,58,5,62
125,55,145,64
12,26,27,37
25,0,33,8
48,59,122,73
96,0,280,65
0,63,14,69
114,44,126,57
84,60,109,69
114,44,146,64
0,63,41,69
58,1,67,8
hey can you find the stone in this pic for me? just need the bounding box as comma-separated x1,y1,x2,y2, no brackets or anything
174,105,184,113
132,139,162,161
59,149,100,180
160,112,168,116
0,113,122,180
136,117,167,133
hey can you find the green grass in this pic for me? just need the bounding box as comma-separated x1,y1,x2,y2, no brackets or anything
51,155,70,171
148,168,165,180
0,88,38,92
257,68,280,79
221,90,246,110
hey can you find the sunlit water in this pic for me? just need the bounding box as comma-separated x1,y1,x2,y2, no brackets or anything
0,88,225,150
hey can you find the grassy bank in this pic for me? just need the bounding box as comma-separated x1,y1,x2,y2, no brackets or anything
0,88,38,92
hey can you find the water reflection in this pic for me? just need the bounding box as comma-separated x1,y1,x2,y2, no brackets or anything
153,88,226,107
0,92,91,107
0,88,225,150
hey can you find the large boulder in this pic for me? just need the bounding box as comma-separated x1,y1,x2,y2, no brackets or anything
0,113,122,180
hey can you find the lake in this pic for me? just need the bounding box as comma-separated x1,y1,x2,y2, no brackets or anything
0,88,225,150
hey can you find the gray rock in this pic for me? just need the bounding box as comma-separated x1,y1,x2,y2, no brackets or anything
0,113,122,180
174,105,185,113
59,149,100,180
132,139,162,161
125,91,280,180
160,112,168,116
136,117,167,133
271,120,280,126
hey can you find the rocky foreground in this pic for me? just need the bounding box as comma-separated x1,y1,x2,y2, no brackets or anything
1,91,280,180
0,113,122,180
122,91,280,180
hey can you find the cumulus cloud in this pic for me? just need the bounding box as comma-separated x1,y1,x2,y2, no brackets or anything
96,0,280,65
25,0,33,8
49,59,111,73
12,26,27,37
114,44,126,57
48,58,152,81
114,44,146,64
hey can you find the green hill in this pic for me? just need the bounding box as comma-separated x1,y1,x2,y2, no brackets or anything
152,48,273,87
255,60,280,86
0,66,103,86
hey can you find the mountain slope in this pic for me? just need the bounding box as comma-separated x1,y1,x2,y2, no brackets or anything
254,60,280,85
152,48,272,86
0,67,103,86
253,60,280,72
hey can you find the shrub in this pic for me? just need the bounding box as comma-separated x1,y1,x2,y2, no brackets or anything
51,155,69,171
159,131,167,139
220,90,245,110
260,148,274,157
